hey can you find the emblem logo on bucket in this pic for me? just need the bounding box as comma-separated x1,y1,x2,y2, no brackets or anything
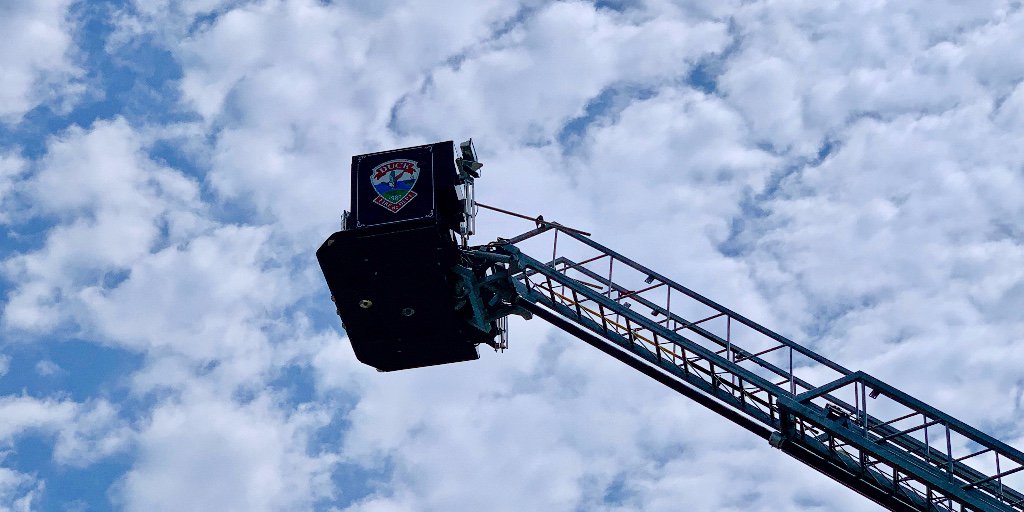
370,159,420,213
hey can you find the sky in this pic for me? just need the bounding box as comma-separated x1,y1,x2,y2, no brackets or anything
0,0,1023,510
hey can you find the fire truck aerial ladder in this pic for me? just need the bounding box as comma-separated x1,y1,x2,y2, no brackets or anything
317,141,1024,512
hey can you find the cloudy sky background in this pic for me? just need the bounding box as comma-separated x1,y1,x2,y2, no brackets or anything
1,0,1023,510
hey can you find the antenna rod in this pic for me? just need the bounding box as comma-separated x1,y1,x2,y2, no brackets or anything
475,201,591,237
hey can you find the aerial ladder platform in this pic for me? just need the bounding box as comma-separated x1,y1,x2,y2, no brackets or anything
317,141,1024,512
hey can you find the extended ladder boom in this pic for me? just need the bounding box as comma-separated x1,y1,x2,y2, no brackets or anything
319,141,1023,512
461,223,1024,512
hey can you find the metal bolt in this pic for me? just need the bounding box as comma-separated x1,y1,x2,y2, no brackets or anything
401,307,415,317
359,299,373,309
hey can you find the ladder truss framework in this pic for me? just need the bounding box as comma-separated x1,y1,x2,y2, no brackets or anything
461,224,1024,512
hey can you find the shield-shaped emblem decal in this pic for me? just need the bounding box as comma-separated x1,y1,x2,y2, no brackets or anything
370,159,420,213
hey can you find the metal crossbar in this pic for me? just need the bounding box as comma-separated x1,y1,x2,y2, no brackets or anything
474,225,1024,512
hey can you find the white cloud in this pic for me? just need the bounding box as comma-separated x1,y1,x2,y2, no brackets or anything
0,0,80,122
0,396,77,442
1,0,1022,510
0,396,130,467
116,388,335,512
34,360,61,377
0,99,345,511
131,0,236,19
718,0,1013,155
133,0,1023,510
2,118,207,333
741,103,1024,428
0,155,27,225
169,0,525,125
393,1,730,145
326,319,877,512
0,116,314,390
79,225,288,366
0,467,42,512
154,0,530,237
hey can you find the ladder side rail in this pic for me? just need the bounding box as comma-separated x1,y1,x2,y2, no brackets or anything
549,226,852,376
867,417,1024,509
525,290,781,428
518,300,776,439
544,257,913,460
783,411,965,512
516,282,780,422
552,254,901,432
858,374,1024,469
506,246,796,413
521,299,933,512
510,256,987,512
783,400,1018,512
501,244,1021,512
777,436,934,512
534,230,1024,506
556,256,924,456
510,255,794,431
560,257,827,396
602,251,1024,507
799,373,1024,507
